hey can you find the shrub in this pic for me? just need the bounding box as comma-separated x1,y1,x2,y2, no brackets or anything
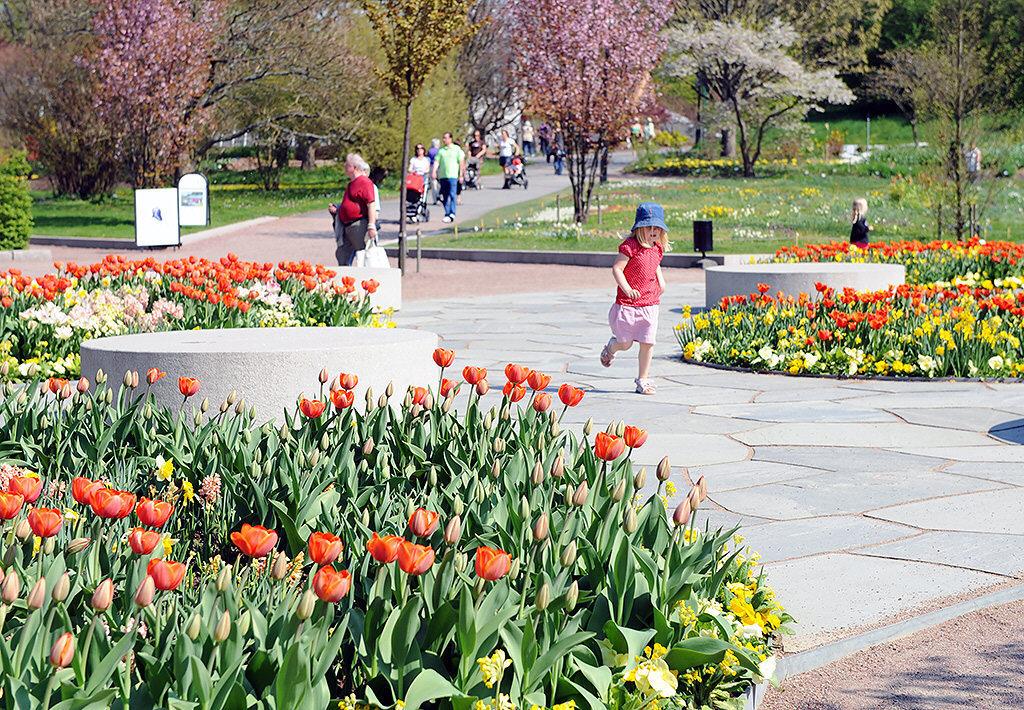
0,151,33,250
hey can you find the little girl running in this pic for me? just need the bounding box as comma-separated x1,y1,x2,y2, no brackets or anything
600,202,668,395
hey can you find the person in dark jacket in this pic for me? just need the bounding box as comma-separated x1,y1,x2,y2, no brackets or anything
850,198,870,248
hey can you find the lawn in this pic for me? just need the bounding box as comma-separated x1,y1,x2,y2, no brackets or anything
429,173,1024,255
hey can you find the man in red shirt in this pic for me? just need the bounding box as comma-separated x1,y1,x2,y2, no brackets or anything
329,153,379,265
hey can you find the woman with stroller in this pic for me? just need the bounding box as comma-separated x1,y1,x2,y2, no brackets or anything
408,143,430,179
498,129,520,189
467,129,487,189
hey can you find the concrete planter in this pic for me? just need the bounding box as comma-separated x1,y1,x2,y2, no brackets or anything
744,680,767,710
704,262,905,308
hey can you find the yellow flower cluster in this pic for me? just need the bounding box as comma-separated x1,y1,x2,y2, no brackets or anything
477,649,512,689
623,644,679,699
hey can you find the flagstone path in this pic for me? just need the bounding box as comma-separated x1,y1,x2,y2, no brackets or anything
398,281,1024,654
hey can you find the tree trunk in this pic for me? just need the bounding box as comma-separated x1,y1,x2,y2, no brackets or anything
398,99,413,274
910,117,919,146
297,139,317,170
720,128,735,158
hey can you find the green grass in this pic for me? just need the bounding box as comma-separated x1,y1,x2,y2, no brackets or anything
806,115,920,147
428,173,1024,255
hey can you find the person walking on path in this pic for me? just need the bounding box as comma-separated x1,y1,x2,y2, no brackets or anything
538,122,551,160
850,198,871,248
551,126,565,175
427,138,441,203
328,153,378,266
522,120,535,157
432,132,466,223
497,129,519,187
600,202,669,396
467,129,487,188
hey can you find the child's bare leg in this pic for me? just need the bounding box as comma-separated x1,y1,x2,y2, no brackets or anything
608,337,633,354
638,343,654,380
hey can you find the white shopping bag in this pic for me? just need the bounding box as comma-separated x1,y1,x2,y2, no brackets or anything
356,238,391,269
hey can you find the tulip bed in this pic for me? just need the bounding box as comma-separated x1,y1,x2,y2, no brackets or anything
678,282,1024,378
0,254,385,382
0,352,790,709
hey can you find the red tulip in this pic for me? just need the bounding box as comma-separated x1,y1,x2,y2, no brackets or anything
71,477,103,506
147,559,186,591
178,377,200,398
231,524,278,558
440,378,460,397
558,384,585,407
331,389,354,410
527,370,551,391
312,565,352,602
128,527,162,555
432,348,455,368
366,532,403,563
397,540,435,575
0,491,24,520
361,279,379,294
146,368,167,385
462,366,487,385
90,489,136,519
475,546,512,581
411,386,429,406
136,498,173,528
532,393,552,413
308,532,343,566
623,425,648,449
594,432,626,461
338,372,358,390
47,377,69,394
49,632,75,668
503,381,526,402
408,508,439,537
28,508,62,538
504,363,530,385
8,476,42,504
299,398,326,419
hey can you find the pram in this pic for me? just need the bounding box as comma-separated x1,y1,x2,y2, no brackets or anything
405,172,430,223
503,156,528,189
465,161,481,190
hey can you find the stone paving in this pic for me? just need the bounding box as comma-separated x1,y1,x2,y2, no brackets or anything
398,281,1024,653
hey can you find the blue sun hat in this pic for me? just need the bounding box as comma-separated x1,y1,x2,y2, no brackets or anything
630,202,668,232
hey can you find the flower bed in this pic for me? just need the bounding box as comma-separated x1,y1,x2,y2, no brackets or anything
678,283,1024,378
0,254,385,382
774,238,1024,285
0,353,790,708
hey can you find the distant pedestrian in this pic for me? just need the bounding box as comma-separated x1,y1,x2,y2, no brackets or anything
551,126,565,176
498,129,519,187
427,138,441,203
644,117,656,142
467,129,487,188
522,120,535,157
432,132,465,222
600,202,669,396
850,198,871,248
538,122,551,160
966,143,982,182
328,153,378,266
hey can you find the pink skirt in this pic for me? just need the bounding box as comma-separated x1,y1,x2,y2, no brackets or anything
609,303,659,345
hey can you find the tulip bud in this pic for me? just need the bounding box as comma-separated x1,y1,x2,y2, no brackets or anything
688,487,700,513
216,564,232,592
386,381,395,398
565,580,580,611
52,572,70,603
104,388,113,404
475,379,489,396
453,497,465,516
91,579,113,611
491,460,501,479
611,479,626,502
533,513,549,542
1,570,20,603
535,583,551,611
444,515,462,545
633,469,647,491
309,450,321,467
238,610,251,637
296,589,316,620
143,403,152,419
193,412,203,427
482,411,493,429
200,397,209,414
520,496,531,521
27,577,46,610
615,420,626,437
454,551,468,573
403,391,413,408
549,420,560,437
49,632,74,668
571,481,589,507
43,537,56,555
378,394,387,409
227,389,237,405
623,507,638,534
696,475,708,502
363,439,375,456
0,361,8,377
605,421,616,435
123,370,133,388
77,377,90,394
186,613,202,640
134,576,155,608
364,386,374,404
583,418,593,436
234,398,245,416
361,508,370,527
131,371,140,389
563,484,573,506
531,460,544,486
95,368,107,384
271,552,289,581
410,404,422,417
423,393,434,410
219,400,229,414
560,541,577,567
673,500,691,528
15,519,31,540
442,397,453,414
429,467,437,486
318,367,329,384
213,610,231,643
493,438,505,454
657,456,671,482
550,452,564,479
508,558,520,579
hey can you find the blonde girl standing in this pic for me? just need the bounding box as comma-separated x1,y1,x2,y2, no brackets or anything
850,198,870,247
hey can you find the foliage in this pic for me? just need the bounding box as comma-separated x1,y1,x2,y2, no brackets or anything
868,49,928,145
511,0,671,223
0,255,382,382
0,151,33,250
458,0,522,136
0,352,788,707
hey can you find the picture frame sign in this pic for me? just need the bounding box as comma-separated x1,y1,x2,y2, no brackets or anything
134,188,181,248
178,173,210,227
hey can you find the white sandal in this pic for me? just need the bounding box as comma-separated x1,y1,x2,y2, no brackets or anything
635,378,656,395
600,341,615,368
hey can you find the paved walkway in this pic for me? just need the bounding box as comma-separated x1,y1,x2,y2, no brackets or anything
398,282,1024,654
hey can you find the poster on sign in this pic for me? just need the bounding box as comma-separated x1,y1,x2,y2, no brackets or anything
178,173,209,227
134,188,180,248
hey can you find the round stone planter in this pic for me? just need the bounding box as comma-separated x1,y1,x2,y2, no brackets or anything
704,262,905,308
79,327,438,422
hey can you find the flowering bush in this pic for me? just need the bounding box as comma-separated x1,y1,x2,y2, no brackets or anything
0,352,790,708
0,254,386,381
678,282,1024,378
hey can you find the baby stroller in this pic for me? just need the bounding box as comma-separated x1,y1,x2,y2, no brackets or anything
503,156,528,190
405,172,430,223
465,161,481,190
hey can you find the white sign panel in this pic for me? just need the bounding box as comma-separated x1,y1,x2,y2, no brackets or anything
134,188,181,247
178,173,209,227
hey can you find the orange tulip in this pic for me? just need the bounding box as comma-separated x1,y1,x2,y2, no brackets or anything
397,540,435,575
146,368,167,385
411,386,429,406
136,498,173,528
527,370,551,391
366,532,403,563
128,527,162,555
0,491,23,520
312,565,351,602
503,382,526,402
474,546,512,581
47,377,69,394
71,477,103,506
440,378,460,397
462,366,487,385
338,372,358,390
231,523,278,558
8,476,42,504
623,425,648,449
299,397,326,419
147,558,186,591
28,508,62,538
90,488,136,519
558,384,585,407
532,393,552,412
49,632,75,668
408,508,439,537
432,348,455,368
178,376,201,398
504,363,530,385
331,388,354,410
308,532,344,566
594,432,626,461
